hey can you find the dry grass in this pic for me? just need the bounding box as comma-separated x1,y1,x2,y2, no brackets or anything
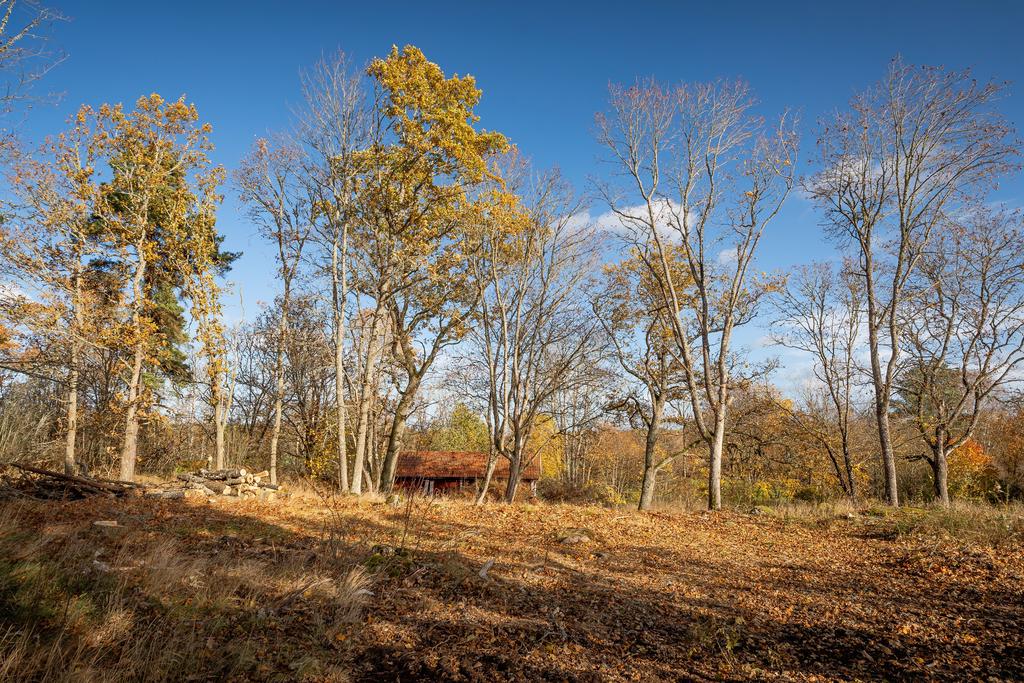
1,491,1022,681
0,495,372,682
744,498,1024,546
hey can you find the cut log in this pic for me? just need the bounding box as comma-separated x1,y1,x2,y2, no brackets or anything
144,490,185,500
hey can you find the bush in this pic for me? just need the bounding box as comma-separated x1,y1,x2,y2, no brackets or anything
537,479,633,507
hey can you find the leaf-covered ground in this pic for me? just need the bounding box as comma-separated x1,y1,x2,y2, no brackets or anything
1,493,1022,681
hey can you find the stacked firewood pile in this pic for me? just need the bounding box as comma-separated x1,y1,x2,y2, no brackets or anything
0,463,145,500
172,468,281,500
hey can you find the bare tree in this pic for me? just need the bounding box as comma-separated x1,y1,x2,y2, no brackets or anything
235,137,312,484
468,157,600,503
805,58,1020,505
595,79,796,509
898,207,1024,505
0,0,64,116
296,50,368,491
771,263,862,499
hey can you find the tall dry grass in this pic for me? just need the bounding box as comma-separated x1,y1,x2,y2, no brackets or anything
0,500,372,682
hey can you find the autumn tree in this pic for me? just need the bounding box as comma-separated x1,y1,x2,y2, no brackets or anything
805,58,1020,506
182,171,230,469
771,263,862,499
595,79,796,509
354,45,510,492
429,402,488,452
897,207,1024,505
0,109,99,474
595,252,693,510
84,95,222,481
981,406,1024,499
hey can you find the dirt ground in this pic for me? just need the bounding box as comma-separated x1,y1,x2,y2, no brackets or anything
1,492,1021,681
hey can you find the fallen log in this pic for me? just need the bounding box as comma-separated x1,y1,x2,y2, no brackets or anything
10,463,130,494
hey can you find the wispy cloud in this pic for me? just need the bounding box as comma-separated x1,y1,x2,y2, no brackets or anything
573,200,694,246
717,247,738,265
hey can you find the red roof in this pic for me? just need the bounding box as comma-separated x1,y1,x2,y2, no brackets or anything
395,450,541,481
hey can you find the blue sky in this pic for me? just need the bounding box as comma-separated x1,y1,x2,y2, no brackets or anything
12,0,1024,383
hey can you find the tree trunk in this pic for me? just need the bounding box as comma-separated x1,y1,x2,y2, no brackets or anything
932,445,950,507
214,388,226,470
638,399,664,511
843,456,857,501
334,335,348,492
839,429,857,501
349,313,381,495
350,398,370,494
268,304,288,485
64,349,79,476
503,430,527,503
475,451,499,505
119,246,147,482
865,292,899,506
332,236,349,492
380,386,417,492
638,464,657,511
876,407,899,506
64,264,83,476
706,408,727,510
119,342,144,481
503,457,522,503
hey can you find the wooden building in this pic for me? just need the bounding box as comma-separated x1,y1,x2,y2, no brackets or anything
394,450,542,495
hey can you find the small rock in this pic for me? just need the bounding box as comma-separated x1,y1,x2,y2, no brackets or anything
479,558,495,579
558,528,594,545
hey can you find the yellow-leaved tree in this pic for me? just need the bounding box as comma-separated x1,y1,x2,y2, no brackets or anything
0,110,100,474
353,45,513,492
90,95,222,481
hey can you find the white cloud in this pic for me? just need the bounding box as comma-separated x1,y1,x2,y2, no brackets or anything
716,247,738,265
0,281,25,300
574,199,695,246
